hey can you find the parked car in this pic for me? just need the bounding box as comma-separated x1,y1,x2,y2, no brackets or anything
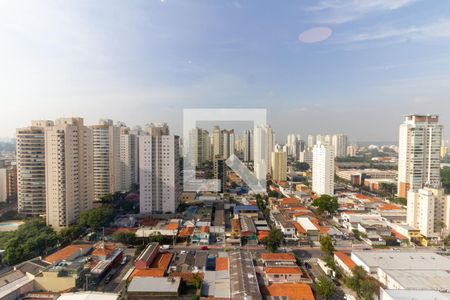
200,246,209,250
120,256,127,265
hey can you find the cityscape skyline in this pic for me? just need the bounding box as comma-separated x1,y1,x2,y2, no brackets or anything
2,1,450,140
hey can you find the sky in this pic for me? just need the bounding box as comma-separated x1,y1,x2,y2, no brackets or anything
1,0,450,142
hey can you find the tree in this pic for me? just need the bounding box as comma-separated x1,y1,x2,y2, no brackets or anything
316,276,335,300
148,232,164,244
360,280,377,300
268,190,280,198
346,265,376,299
59,225,84,246
78,206,114,231
312,195,339,215
379,182,397,197
263,228,284,252
2,220,58,265
114,232,137,245
293,162,310,172
320,235,335,256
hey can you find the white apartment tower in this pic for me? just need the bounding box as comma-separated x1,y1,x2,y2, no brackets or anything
332,134,348,158
407,188,450,238
44,118,93,230
398,115,442,198
91,119,121,200
119,127,139,191
271,144,287,182
16,120,54,216
139,131,180,213
307,135,316,150
222,129,235,159
253,125,274,180
312,142,335,196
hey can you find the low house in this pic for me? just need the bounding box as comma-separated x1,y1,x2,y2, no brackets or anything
43,244,92,264
334,251,356,276
0,270,34,299
239,216,258,245
127,277,181,299
192,226,210,244
135,243,160,270
34,260,87,292
230,218,241,239
264,267,304,283
233,205,259,219
259,253,297,265
261,283,315,300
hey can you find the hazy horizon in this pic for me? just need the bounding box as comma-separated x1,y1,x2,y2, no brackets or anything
1,1,450,141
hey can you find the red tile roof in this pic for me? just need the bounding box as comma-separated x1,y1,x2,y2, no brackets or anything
390,229,408,240
216,257,229,271
334,251,356,271
260,253,296,261
379,204,402,211
257,231,270,241
265,267,302,275
200,226,209,233
44,244,91,264
294,222,306,234
166,223,179,230
130,252,173,279
261,283,315,300
280,198,299,205
178,226,194,237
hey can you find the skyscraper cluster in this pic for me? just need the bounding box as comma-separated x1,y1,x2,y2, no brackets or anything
16,118,180,229
398,115,450,239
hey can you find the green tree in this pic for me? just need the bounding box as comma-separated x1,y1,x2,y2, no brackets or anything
360,280,377,300
441,166,450,193
78,206,114,231
58,225,83,246
148,232,164,244
114,232,137,245
312,195,339,215
263,228,284,252
2,220,58,265
320,235,335,256
346,265,377,299
316,275,335,300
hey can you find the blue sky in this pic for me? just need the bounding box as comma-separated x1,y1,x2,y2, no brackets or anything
1,0,450,142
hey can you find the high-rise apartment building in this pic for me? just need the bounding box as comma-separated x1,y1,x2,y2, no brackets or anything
119,126,139,191
212,126,222,159
139,131,180,213
312,142,335,196
243,130,253,162
91,119,121,200
145,122,169,136
332,134,348,158
188,127,209,167
271,145,287,182
16,120,54,216
398,115,442,198
307,135,316,150
299,149,313,168
44,118,93,230
407,188,450,239
222,129,235,159
253,125,274,180
214,155,226,193
347,145,358,157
